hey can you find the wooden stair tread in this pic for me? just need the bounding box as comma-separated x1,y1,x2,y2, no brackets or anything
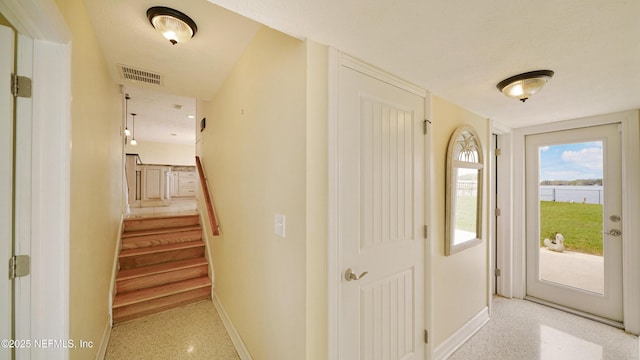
113,288,210,323
113,276,211,308
122,225,201,238
119,241,204,258
123,214,200,231
124,214,199,223
116,257,208,281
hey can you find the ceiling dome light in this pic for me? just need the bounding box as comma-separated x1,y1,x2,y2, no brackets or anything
147,6,197,45
496,70,554,103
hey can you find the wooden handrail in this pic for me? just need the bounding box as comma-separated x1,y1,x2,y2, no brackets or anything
195,156,220,235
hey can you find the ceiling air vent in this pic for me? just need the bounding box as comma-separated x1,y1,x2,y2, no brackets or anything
117,64,163,86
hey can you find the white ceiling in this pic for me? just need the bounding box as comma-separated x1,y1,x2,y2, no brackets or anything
124,85,196,145
87,0,640,130
85,0,261,144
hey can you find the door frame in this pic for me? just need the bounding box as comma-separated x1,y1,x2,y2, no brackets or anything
328,49,433,359
524,123,623,323
509,111,640,334
0,1,72,358
0,22,15,359
491,120,514,299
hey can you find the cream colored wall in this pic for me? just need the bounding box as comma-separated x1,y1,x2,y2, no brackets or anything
54,0,123,358
198,26,308,359
125,140,195,166
305,41,328,360
0,12,11,26
431,96,490,346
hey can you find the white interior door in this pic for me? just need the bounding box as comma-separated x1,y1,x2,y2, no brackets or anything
0,23,15,358
525,124,622,322
338,63,425,359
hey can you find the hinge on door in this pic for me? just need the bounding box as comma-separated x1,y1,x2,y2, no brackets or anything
495,148,502,156
423,119,431,135
495,208,501,216
495,268,501,277
424,330,428,344
9,255,30,279
424,225,428,239
11,74,32,98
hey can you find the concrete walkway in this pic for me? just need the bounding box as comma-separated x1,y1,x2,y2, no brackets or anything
539,248,604,294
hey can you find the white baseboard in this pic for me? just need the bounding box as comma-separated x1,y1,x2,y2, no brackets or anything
433,306,489,360
212,293,252,360
95,320,111,360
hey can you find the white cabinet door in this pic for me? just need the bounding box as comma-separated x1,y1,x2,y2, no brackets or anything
143,167,163,200
141,166,170,201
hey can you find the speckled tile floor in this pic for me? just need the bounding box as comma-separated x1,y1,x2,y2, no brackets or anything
105,300,239,360
449,297,639,360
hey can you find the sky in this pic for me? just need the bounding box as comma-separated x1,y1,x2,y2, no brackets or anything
539,141,603,181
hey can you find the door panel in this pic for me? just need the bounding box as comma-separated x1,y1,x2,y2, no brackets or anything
338,64,424,359
0,23,15,358
526,124,622,322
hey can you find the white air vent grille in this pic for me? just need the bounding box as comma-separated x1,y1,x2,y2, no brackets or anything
117,64,163,86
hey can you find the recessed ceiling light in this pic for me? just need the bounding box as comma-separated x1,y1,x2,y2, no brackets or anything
173,104,183,110
187,115,195,119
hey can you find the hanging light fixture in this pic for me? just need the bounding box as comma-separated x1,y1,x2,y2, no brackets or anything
147,6,198,45
130,113,138,146
496,70,554,102
124,94,131,137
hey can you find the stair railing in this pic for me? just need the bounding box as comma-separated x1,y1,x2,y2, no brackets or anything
195,156,220,235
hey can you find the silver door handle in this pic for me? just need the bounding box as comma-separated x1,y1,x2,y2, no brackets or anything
604,229,622,237
345,268,368,281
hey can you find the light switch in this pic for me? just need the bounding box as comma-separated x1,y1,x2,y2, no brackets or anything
274,213,286,238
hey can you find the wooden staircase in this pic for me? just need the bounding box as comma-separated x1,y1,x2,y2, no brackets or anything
113,214,211,323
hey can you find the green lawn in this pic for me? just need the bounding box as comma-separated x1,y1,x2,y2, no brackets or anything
455,195,477,232
539,201,603,255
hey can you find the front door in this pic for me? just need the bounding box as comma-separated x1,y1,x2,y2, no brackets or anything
525,124,622,322
0,23,15,359
337,61,425,359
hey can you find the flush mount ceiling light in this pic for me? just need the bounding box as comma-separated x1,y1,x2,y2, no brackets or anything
147,6,197,45
496,70,554,103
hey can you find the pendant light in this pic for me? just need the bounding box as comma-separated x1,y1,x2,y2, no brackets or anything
130,113,138,146
147,6,198,45
124,94,131,137
496,70,554,102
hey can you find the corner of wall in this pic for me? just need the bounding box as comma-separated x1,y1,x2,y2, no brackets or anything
304,39,329,360
433,307,489,360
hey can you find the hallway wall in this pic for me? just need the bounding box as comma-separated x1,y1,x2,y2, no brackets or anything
198,26,310,359
54,0,123,358
431,96,490,347
125,140,195,166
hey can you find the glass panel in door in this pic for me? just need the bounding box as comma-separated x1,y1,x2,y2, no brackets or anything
537,142,604,294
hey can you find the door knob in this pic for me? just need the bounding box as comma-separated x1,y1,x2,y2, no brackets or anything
345,268,368,281
604,229,622,237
